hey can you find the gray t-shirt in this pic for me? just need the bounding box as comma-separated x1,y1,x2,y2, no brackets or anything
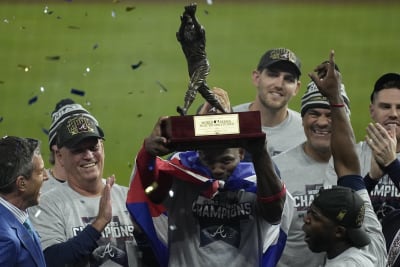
233,103,306,156
40,169,65,194
324,246,374,267
164,177,294,267
273,144,333,267
274,144,387,267
30,181,139,267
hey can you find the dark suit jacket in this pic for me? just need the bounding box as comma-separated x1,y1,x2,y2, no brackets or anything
0,203,46,267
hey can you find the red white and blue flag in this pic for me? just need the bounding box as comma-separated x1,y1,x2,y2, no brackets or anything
126,147,293,267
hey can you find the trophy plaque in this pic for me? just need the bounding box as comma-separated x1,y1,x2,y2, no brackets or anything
162,111,266,151
166,3,265,150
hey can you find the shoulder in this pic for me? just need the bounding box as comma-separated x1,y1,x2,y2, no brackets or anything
232,102,251,112
273,144,302,161
287,109,303,120
111,183,129,199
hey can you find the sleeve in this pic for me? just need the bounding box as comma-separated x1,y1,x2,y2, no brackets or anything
43,225,101,267
363,174,379,193
383,159,400,191
135,145,173,203
0,236,17,266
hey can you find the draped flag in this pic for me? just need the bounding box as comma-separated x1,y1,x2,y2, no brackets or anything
126,147,293,267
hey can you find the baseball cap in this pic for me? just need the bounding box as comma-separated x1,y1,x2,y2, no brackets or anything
312,186,371,248
300,81,350,117
48,99,97,148
257,48,301,77
55,115,104,148
370,73,400,102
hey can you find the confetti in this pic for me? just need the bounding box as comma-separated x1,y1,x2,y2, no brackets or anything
17,64,31,72
131,60,143,70
207,0,213,5
126,6,136,12
45,55,61,61
137,113,142,118
40,86,45,92
111,10,116,18
0,117,3,123
70,88,85,96
68,25,80,30
0,81,4,84
42,128,49,135
93,43,99,50
28,96,38,105
83,67,91,76
43,6,54,15
156,80,168,92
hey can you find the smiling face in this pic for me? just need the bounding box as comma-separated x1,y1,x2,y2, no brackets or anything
57,137,104,187
252,63,300,112
302,107,332,160
370,88,400,142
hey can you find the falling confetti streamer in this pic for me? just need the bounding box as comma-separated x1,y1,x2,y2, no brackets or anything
156,80,168,92
28,96,38,105
42,128,49,135
70,88,85,96
0,117,3,123
68,25,80,30
126,6,136,12
131,61,143,70
45,55,61,60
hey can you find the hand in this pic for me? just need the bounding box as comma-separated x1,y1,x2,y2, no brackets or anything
366,122,397,168
197,87,231,115
309,50,342,103
144,116,172,157
92,175,115,232
242,136,267,157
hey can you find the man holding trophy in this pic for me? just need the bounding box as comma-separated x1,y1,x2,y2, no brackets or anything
126,4,294,267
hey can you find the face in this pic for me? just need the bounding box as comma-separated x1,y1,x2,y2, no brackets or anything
57,138,104,184
198,148,244,180
252,65,300,111
302,204,337,253
23,154,46,207
370,88,400,141
302,108,332,157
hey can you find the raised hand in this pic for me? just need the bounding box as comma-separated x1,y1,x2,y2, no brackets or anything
92,175,115,232
144,117,172,157
366,122,397,170
308,50,342,104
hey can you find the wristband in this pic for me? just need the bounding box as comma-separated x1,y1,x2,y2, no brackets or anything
330,103,345,108
257,184,286,203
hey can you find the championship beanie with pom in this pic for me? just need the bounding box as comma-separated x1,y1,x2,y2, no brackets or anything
300,81,351,117
48,99,99,148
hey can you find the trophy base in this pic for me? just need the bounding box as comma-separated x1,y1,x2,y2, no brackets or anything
161,111,265,151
